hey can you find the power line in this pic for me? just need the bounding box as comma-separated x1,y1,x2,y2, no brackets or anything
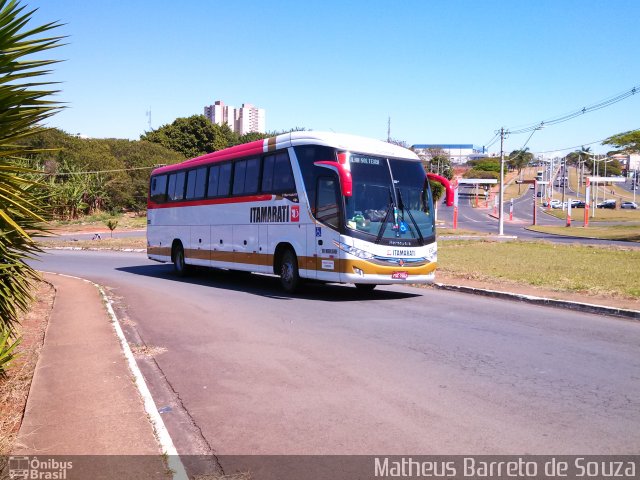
531,128,640,155
45,165,161,176
507,84,639,135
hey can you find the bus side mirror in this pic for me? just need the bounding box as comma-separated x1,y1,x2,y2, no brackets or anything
314,161,353,197
426,172,454,206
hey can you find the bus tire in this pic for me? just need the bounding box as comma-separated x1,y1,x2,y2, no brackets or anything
279,249,300,293
355,283,377,292
172,243,190,277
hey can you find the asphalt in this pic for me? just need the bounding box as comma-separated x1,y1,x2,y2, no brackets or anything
8,269,639,478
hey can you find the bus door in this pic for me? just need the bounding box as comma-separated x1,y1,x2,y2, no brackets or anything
314,175,342,282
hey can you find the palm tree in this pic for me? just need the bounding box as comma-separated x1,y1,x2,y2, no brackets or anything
508,148,533,193
0,0,64,376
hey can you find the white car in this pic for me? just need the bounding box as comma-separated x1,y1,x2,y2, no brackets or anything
549,199,562,209
620,201,638,209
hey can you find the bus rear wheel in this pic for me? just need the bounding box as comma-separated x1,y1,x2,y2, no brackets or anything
355,283,377,292
279,249,300,293
172,243,190,277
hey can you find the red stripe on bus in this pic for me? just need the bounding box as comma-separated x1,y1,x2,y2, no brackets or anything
152,139,266,175
147,194,274,209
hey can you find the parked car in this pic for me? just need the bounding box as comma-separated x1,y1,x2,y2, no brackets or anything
571,200,586,208
550,199,562,209
620,201,638,209
597,199,616,209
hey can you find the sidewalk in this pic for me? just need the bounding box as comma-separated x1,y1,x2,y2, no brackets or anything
12,273,169,478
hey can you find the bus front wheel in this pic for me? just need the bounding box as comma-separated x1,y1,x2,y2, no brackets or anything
279,249,300,293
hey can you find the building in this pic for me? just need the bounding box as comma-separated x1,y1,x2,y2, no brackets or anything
610,152,640,174
411,144,486,165
204,101,235,130
203,100,265,135
236,103,265,136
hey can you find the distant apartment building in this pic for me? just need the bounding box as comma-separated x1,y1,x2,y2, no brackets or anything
204,100,265,135
411,144,486,164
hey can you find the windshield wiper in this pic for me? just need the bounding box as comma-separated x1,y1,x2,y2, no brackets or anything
375,188,397,244
396,188,424,245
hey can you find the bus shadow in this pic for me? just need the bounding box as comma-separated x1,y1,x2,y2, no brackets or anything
116,264,422,302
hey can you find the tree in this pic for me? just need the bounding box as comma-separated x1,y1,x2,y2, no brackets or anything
419,147,453,180
0,0,64,376
21,130,184,213
141,115,238,158
579,146,594,172
463,158,505,181
603,129,640,153
387,138,409,148
507,148,533,176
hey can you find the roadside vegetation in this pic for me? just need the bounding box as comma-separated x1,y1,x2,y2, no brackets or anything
438,240,640,299
528,225,640,243
0,0,63,377
543,206,640,223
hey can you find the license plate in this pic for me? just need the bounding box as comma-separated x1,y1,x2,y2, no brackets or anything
392,271,409,279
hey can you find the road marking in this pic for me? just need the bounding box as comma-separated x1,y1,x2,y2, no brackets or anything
42,272,189,480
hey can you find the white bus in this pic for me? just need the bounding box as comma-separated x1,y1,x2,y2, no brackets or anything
147,131,452,292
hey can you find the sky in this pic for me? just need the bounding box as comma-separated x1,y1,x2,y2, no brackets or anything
27,0,640,157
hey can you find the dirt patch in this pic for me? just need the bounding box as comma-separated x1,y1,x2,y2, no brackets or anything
433,272,640,312
129,343,167,358
0,280,54,455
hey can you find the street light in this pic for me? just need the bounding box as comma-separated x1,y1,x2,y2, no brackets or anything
498,125,543,236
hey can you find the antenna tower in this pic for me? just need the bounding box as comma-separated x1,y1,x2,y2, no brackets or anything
387,116,391,142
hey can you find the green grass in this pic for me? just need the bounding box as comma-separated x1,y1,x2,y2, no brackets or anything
528,225,640,242
438,240,640,298
437,228,490,237
543,207,640,223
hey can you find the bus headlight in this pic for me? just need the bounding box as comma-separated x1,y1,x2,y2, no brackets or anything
336,242,374,260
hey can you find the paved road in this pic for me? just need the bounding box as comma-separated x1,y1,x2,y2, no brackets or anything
33,249,640,459
440,186,640,246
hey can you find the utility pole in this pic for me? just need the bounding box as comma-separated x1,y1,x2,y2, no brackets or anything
499,127,506,235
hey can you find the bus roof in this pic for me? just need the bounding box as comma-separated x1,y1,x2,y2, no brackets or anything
151,131,419,176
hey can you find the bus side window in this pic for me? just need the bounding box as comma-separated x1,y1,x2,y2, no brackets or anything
171,171,186,201
208,163,233,198
208,165,220,197
150,174,167,203
273,152,295,192
261,155,275,192
232,158,260,195
218,163,232,196
244,158,260,194
186,167,207,200
167,174,177,200
232,160,247,195
316,176,340,229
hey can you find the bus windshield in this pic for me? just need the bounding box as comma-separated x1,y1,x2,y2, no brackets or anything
345,154,434,243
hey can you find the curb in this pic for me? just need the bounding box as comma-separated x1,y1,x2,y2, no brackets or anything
433,282,640,320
